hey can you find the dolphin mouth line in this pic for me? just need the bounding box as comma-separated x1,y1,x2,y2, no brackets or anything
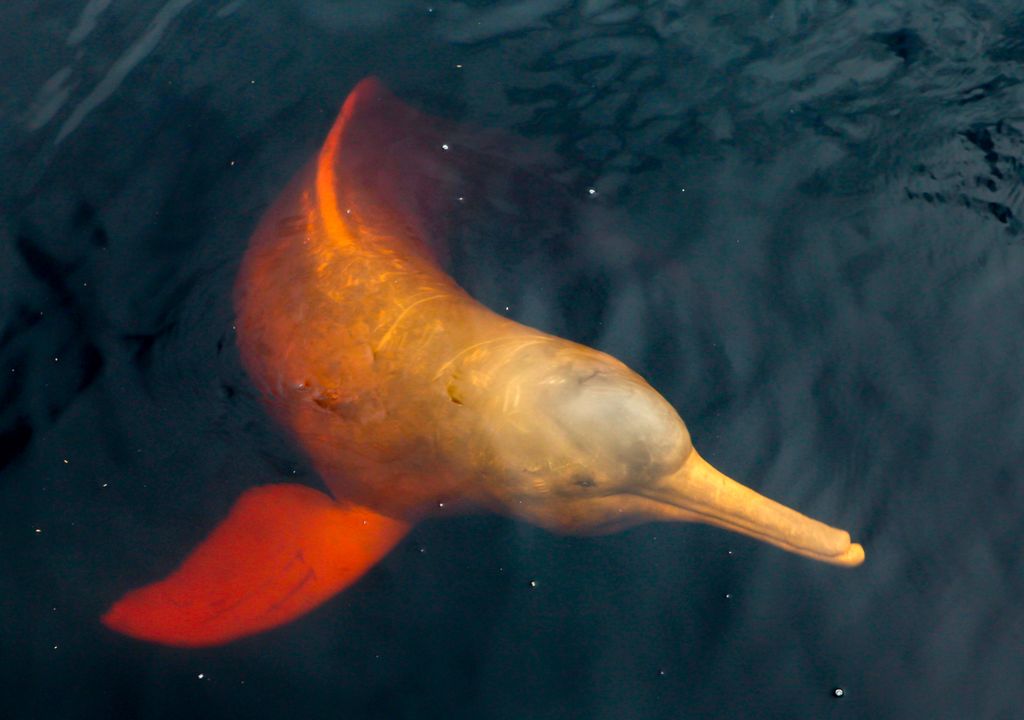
680,505,865,566
619,486,864,566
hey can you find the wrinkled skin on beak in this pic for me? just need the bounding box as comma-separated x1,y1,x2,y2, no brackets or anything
455,339,864,567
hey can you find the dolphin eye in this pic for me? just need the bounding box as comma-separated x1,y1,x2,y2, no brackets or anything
573,474,596,489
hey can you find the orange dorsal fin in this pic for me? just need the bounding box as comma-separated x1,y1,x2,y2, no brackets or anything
102,484,409,647
317,76,563,269
317,76,462,265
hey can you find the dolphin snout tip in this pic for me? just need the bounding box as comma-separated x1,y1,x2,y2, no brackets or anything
828,541,865,567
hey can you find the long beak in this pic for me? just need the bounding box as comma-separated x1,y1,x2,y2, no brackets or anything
647,450,865,566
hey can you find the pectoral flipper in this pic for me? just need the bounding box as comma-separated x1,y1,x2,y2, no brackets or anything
102,484,409,646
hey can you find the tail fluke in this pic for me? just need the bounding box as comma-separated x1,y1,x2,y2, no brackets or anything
102,484,409,646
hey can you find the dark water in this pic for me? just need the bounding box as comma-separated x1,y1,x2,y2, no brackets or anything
3,1,1023,718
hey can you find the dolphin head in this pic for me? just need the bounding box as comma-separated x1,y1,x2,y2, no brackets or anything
457,338,864,567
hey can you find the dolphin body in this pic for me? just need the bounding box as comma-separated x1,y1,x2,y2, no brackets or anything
103,78,863,647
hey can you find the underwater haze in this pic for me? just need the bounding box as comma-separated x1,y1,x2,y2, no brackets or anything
2,1,1023,718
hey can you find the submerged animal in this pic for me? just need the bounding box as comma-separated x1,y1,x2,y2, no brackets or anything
103,78,864,647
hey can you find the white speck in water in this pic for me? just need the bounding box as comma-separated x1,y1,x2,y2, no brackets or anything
63,458,69,464
455,64,462,68
659,669,666,676
588,188,596,195
833,688,845,698
680,187,686,192
53,645,58,650
198,673,205,679
725,593,732,599
101,483,108,487
441,143,449,151
529,580,537,588
35,528,42,534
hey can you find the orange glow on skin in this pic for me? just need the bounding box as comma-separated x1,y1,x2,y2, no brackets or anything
102,486,407,647
103,77,862,648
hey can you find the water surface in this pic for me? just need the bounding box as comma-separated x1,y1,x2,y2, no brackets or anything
2,1,1023,718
